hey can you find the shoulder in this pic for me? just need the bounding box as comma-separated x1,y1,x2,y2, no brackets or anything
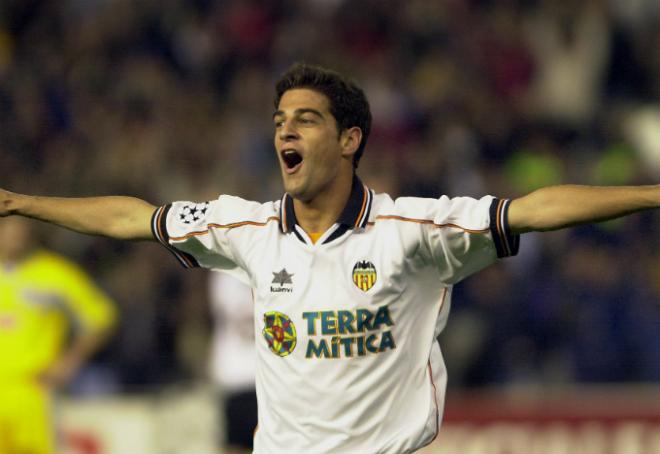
369,193,495,230
211,195,280,226
29,250,79,271
162,195,281,235
23,250,93,284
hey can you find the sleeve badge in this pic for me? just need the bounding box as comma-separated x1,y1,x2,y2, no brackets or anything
175,202,210,227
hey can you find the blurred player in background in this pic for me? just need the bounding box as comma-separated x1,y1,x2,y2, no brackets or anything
0,217,117,454
208,271,257,454
0,63,658,453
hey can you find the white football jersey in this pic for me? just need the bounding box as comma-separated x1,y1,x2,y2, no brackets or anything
152,177,519,454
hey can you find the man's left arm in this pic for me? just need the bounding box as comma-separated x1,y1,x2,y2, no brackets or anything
508,184,660,234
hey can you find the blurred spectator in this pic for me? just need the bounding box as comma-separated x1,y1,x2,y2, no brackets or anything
0,217,117,453
208,272,257,454
559,227,640,382
523,0,610,128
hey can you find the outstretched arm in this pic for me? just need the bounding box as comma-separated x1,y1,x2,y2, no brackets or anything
0,188,156,240
508,184,660,234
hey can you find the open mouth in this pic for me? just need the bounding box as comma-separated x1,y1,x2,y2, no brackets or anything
282,150,303,173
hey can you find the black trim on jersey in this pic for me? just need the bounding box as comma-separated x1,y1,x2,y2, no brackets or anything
151,205,201,268
360,188,373,228
489,198,520,258
292,228,306,243
279,192,297,234
151,205,170,242
278,175,373,244
336,176,370,228
324,224,349,244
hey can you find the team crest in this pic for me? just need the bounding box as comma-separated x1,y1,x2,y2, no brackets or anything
262,311,297,357
352,260,377,292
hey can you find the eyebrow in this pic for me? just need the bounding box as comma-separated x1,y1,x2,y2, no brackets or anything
272,108,325,120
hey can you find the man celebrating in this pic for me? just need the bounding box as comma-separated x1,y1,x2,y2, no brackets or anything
1,63,658,453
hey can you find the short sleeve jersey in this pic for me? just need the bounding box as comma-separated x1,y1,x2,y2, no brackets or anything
0,250,117,379
152,177,519,454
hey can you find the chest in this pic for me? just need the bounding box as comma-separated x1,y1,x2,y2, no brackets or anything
248,229,425,311
237,228,443,359
0,271,68,330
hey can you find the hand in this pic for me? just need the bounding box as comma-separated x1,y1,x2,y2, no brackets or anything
36,356,83,390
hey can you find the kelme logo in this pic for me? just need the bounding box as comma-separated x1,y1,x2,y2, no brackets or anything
271,268,294,293
352,260,377,292
262,311,297,357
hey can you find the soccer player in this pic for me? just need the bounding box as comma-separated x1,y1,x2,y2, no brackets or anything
0,217,117,454
0,63,658,453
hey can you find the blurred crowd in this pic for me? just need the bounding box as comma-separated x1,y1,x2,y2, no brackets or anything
1,0,659,392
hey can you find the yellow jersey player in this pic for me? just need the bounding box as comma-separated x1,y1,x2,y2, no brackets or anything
0,63,659,452
0,217,117,454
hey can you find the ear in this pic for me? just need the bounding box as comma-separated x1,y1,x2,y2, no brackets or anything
340,127,363,159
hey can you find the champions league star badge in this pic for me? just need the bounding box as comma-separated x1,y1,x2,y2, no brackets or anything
353,260,377,292
262,311,297,357
177,202,209,226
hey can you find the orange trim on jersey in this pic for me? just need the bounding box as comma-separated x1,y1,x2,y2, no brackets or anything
426,360,441,446
154,207,197,268
354,185,369,228
420,287,447,449
438,287,448,312
281,196,289,233
495,198,504,244
158,209,196,267
495,198,511,256
372,215,489,234
156,207,167,243
169,216,280,241
179,250,196,268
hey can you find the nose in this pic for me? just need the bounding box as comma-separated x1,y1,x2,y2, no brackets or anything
278,119,299,142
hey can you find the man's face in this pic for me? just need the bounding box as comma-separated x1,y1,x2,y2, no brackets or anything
273,88,349,202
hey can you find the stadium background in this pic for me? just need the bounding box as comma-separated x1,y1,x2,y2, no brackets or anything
1,0,659,452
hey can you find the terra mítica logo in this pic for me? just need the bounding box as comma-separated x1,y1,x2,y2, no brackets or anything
262,311,297,357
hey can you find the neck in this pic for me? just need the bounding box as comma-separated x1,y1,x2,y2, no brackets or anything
293,171,354,235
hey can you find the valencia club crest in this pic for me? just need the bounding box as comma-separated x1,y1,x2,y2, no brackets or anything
353,260,377,292
262,311,297,357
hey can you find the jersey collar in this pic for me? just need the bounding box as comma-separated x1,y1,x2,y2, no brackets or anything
279,175,373,238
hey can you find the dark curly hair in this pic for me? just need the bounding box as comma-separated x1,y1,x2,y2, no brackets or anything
274,63,372,169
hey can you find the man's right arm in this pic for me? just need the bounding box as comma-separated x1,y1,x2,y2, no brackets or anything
0,189,156,241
